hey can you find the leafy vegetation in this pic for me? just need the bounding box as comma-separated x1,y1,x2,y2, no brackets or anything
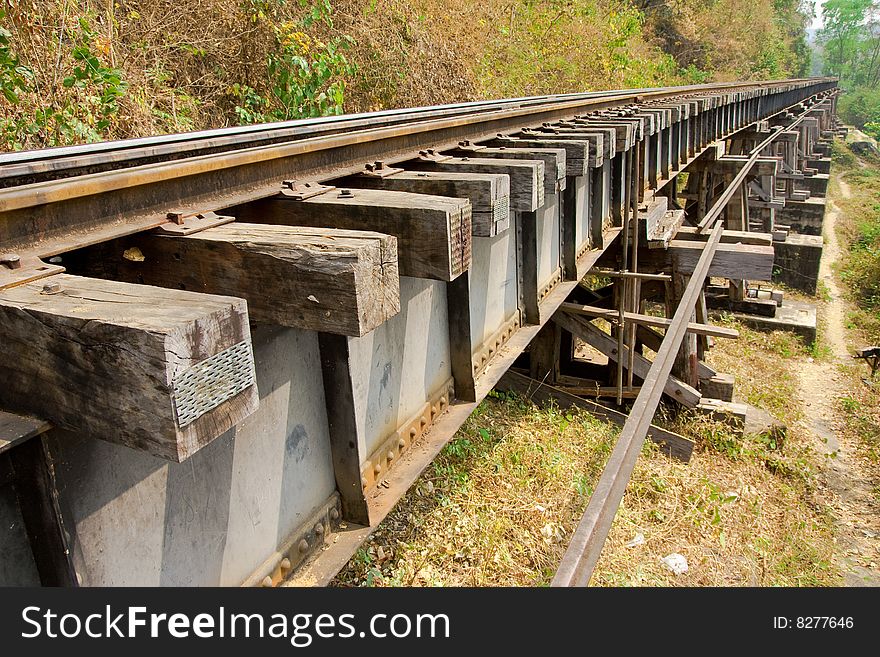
830,140,880,472
833,140,880,340
1,0,815,150
818,1,880,139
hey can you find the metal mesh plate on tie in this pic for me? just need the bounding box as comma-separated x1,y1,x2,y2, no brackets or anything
492,195,510,224
172,340,256,428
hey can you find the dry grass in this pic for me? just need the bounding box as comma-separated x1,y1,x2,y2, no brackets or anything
706,319,807,426
594,321,838,586
334,394,620,586
593,429,837,586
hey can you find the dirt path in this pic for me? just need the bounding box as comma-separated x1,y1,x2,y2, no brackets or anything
794,175,880,586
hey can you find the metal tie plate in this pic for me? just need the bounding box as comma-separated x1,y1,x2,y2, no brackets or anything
172,340,256,428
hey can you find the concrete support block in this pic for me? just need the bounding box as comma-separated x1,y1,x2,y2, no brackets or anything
773,233,823,295
799,173,830,198
806,158,831,174
699,372,735,402
776,197,827,236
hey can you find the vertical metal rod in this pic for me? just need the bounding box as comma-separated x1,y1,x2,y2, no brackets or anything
627,144,641,389
616,278,626,406
616,143,632,406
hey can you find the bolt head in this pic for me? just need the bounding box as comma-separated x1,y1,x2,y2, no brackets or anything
0,253,21,269
329,508,340,521
41,282,62,295
298,538,310,553
261,576,273,587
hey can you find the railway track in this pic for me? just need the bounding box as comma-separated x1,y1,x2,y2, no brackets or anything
0,77,840,587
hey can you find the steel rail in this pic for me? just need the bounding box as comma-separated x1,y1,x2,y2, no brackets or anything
0,79,833,261
0,77,832,191
0,77,831,184
551,221,724,587
0,91,638,185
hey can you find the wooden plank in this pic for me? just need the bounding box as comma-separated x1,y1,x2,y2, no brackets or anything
558,385,641,399
344,170,510,237
646,208,686,248
520,210,540,324
0,274,259,462
559,302,740,338
446,272,477,402
238,188,471,282
70,223,401,337
449,147,566,194
640,241,775,281
406,157,543,213
572,119,636,151
541,127,616,161
674,226,773,246
525,130,606,167
318,333,371,526
695,289,712,357
635,324,716,380
639,196,668,238
528,321,561,383
0,410,51,454
496,370,694,462
488,137,588,177
552,310,702,407
9,436,78,586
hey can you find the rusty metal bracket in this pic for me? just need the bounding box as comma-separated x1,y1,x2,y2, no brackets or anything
0,254,64,291
278,179,335,200
359,160,404,178
855,346,880,378
241,493,342,588
454,140,487,153
360,378,456,493
156,210,235,236
416,149,452,162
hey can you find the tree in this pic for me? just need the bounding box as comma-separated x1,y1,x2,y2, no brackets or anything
819,0,874,79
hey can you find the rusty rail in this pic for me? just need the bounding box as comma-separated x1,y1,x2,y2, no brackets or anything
551,224,724,587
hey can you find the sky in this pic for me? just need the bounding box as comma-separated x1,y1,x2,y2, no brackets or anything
811,0,827,30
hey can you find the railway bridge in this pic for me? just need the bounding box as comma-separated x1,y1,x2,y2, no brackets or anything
0,78,841,587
